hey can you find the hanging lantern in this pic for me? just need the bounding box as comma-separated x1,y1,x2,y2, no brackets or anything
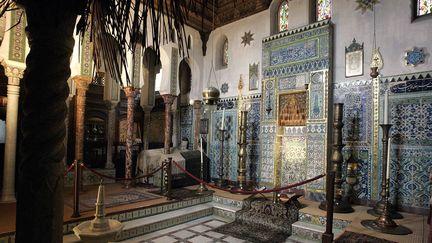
202,86,220,105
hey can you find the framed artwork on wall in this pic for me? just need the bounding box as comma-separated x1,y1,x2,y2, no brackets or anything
345,38,364,78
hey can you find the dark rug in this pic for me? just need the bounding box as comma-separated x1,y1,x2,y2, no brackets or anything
215,221,289,243
214,197,299,243
335,231,397,243
67,190,162,212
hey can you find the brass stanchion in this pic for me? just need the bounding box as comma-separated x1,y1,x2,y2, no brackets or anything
237,110,248,191
320,103,354,213
72,160,81,218
162,158,173,199
322,171,336,243
361,125,412,235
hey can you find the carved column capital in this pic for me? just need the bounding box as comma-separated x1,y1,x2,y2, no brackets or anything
4,66,24,86
193,100,202,110
123,86,138,98
72,75,92,97
162,94,177,105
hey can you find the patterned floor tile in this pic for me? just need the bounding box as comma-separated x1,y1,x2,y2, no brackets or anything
171,230,196,239
151,235,177,243
205,231,225,239
223,236,246,243
204,220,226,228
189,225,212,233
189,235,213,243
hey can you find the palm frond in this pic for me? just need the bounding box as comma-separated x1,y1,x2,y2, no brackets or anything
77,0,190,88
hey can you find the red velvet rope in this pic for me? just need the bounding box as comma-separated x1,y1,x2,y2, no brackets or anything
172,160,325,194
63,162,76,177
80,163,163,181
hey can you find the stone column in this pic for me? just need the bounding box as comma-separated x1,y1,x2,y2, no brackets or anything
162,94,176,154
72,75,92,163
1,66,23,203
105,101,118,169
193,100,202,150
124,87,136,188
141,106,153,150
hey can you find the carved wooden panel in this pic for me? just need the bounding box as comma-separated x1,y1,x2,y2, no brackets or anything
278,91,307,126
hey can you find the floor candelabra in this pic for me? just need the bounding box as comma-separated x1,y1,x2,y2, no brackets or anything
361,124,412,235
320,103,354,213
367,124,403,219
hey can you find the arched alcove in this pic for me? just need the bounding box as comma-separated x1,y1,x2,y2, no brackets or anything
215,34,228,70
178,58,192,105
141,47,161,108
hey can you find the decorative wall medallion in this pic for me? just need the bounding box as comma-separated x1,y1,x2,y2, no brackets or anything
345,38,364,77
404,47,426,66
221,83,229,94
241,30,254,47
355,0,379,13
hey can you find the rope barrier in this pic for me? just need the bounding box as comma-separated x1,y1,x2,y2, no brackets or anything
63,162,76,177
80,163,163,181
172,160,325,195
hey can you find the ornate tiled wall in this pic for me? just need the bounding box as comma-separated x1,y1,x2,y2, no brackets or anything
383,72,432,211
333,72,432,212
260,20,332,191
208,95,261,184
180,105,193,149
334,80,374,200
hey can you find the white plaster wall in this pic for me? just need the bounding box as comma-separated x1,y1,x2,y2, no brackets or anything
202,0,432,94
203,10,270,98
332,0,432,81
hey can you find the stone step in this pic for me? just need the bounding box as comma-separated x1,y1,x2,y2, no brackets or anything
64,203,214,242
298,211,351,230
62,194,212,235
291,221,343,242
285,235,320,243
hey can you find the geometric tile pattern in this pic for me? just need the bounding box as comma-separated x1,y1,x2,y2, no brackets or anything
260,21,332,191
9,10,26,63
180,106,193,149
209,109,238,181
281,131,307,187
139,219,245,243
170,47,179,94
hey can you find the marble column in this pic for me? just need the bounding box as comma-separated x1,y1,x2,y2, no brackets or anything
141,106,153,150
124,87,136,188
105,101,118,169
72,75,92,163
193,100,202,150
1,66,23,203
162,94,176,154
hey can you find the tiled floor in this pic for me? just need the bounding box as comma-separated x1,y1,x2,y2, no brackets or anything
120,216,250,243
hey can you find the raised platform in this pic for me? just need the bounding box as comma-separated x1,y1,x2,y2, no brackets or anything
0,184,428,243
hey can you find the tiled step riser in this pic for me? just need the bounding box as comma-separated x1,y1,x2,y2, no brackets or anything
291,225,323,241
63,195,212,234
298,212,351,230
116,207,213,241
213,207,236,220
212,195,243,208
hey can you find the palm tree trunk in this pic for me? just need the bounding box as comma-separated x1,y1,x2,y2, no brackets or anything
16,2,78,242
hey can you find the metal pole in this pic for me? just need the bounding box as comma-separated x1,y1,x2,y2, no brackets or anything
71,160,81,218
322,171,335,243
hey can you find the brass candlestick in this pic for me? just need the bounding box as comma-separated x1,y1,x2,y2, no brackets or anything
217,129,226,187
320,103,354,213
196,134,209,194
367,124,403,219
361,179,412,235
237,110,248,190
